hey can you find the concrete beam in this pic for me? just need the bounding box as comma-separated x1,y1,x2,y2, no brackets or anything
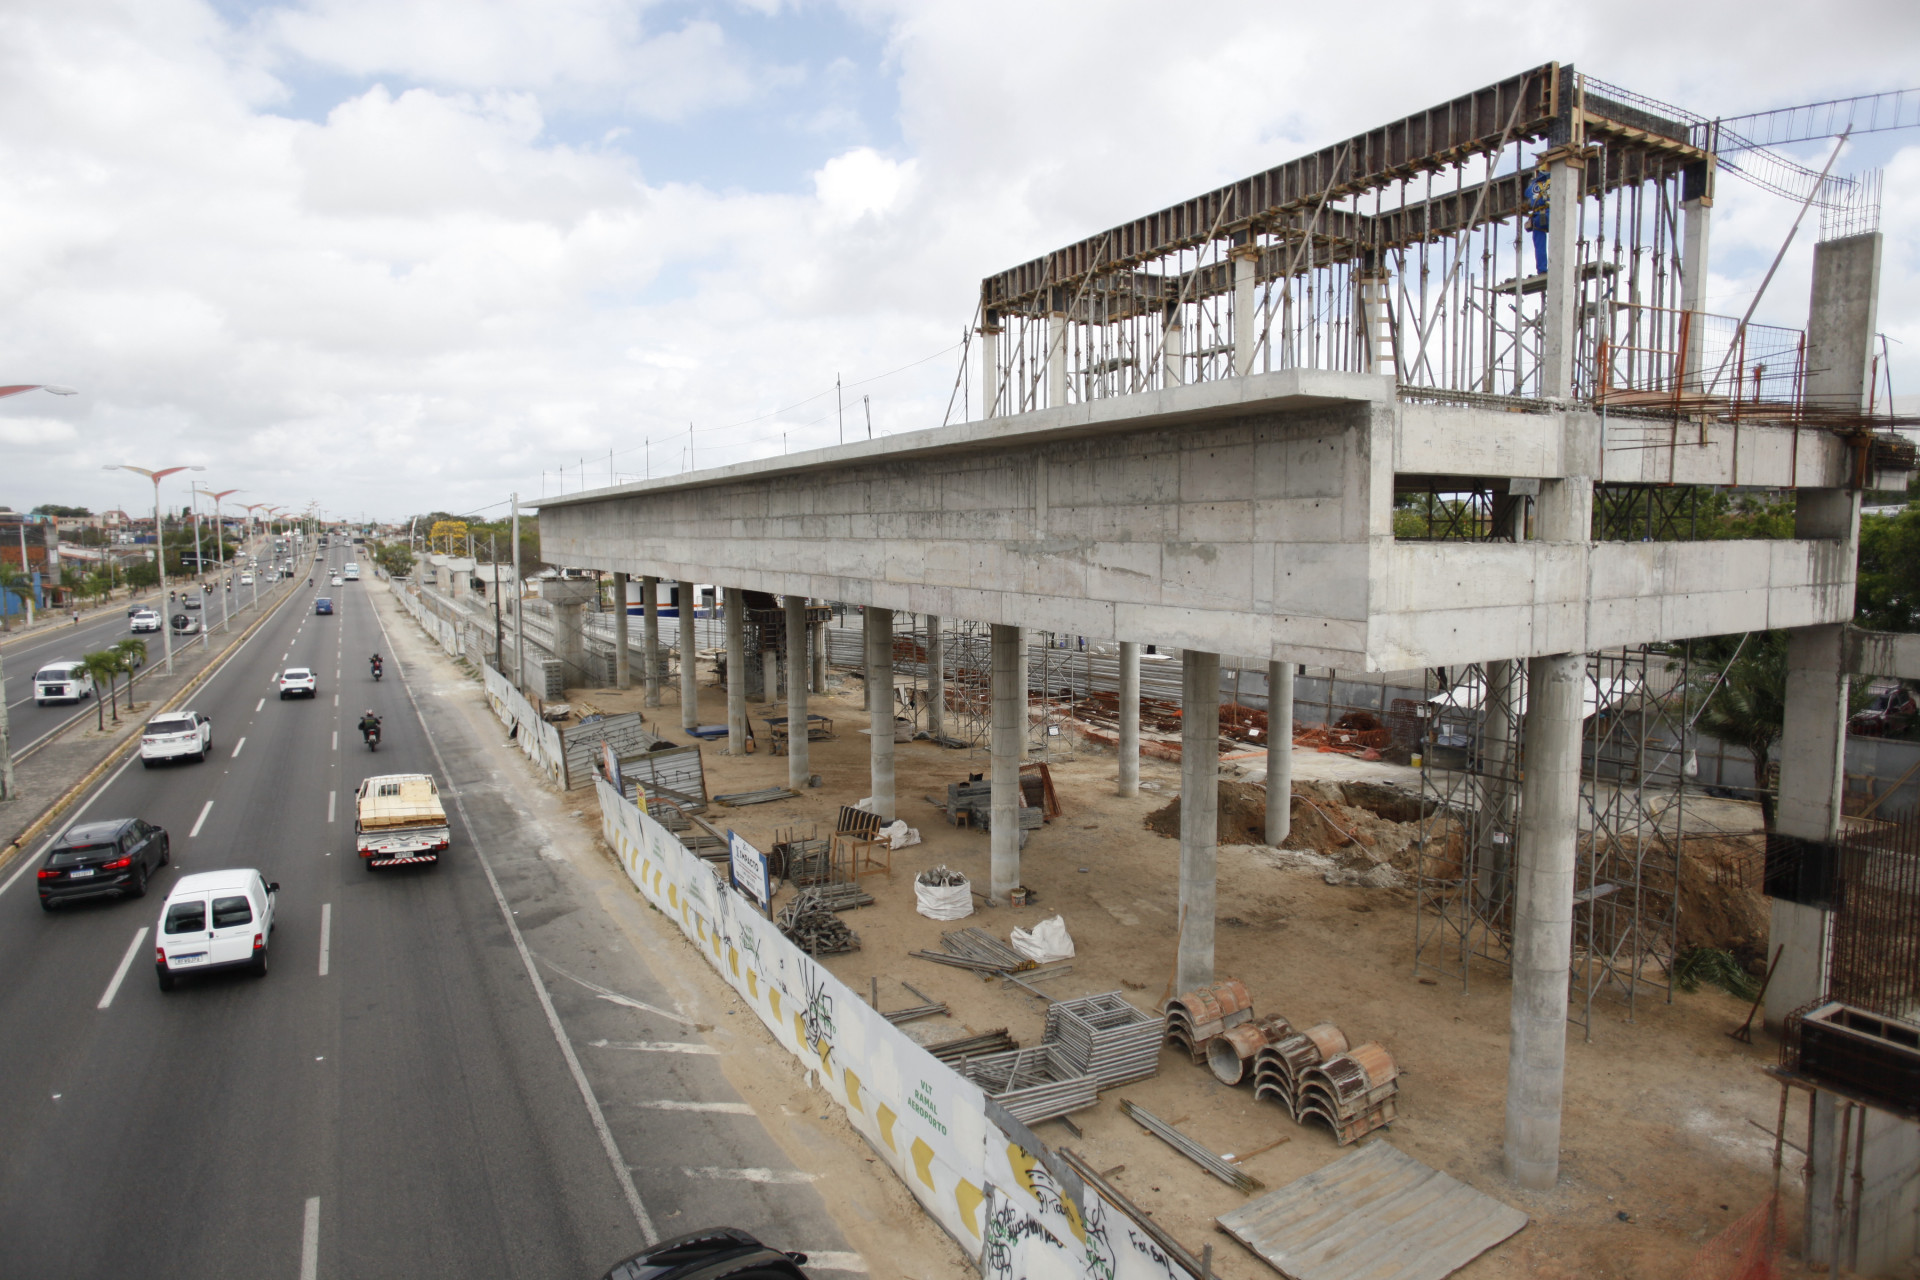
1845,625,1920,680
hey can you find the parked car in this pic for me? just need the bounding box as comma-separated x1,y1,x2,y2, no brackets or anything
278,667,318,699
154,869,277,989
34,661,94,705
141,710,213,766
315,597,333,615
130,609,161,633
37,817,170,910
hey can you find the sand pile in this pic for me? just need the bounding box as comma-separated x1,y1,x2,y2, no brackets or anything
1145,779,1433,887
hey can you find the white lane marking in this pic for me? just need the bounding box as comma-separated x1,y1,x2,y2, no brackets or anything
333,694,338,707
231,737,246,759
540,958,700,1026
318,903,331,977
331,730,337,751
633,1100,754,1114
371,601,657,1246
801,1253,870,1273
98,927,149,1010
300,1197,319,1280
326,791,335,823
679,1166,819,1184
587,1040,719,1055
190,800,214,838
255,698,264,712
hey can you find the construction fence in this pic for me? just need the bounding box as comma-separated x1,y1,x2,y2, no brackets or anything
594,773,1194,1280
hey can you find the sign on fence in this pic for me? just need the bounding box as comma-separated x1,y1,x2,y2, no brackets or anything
728,829,769,910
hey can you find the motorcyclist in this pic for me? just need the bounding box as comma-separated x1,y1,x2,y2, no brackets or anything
358,710,382,743
370,652,383,679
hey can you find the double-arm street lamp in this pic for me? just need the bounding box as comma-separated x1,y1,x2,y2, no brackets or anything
196,486,243,634
103,463,205,675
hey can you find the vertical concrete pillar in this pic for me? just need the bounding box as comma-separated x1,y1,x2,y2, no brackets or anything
860,610,872,711
925,614,945,742
980,317,1001,420
641,576,661,707
677,580,698,732
1177,649,1221,997
990,624,1022,902
1540,147,1585,400
1232,244,1258,377
1162,312,1185,387
724,587,746,755
1504,651,1583,1191
1265,661,1293,845
867,606,895,822
1015,628,1029,760
1680,173,1711,391
760,647,778,706
612,572,631,689
785,595,809,791
1117,641,1141,797
1046,309,1068,409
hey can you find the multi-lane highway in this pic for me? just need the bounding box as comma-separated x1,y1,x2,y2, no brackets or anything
0,543,860,1280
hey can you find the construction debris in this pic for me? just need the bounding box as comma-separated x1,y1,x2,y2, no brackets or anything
940,926,1033,972
1045,992,1162,1088
776,887,861,956
960,1046,1098,1124
1119,1098,1263,1193
915,865,973,921
1206,1014,1293,1086
714,786,798,806
802,882,874,912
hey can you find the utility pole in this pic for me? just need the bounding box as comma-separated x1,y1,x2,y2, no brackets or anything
16,523,34,627
490,532,504,674
864,394,873,440
511,492,524,693
837,374,844,444
0,644,14,804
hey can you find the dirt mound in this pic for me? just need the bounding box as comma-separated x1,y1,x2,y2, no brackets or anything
1145,781,1271,843
1146,779,1433,878
1676,834,1770,966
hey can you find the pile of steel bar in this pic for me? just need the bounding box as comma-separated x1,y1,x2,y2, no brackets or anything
776,887,861,956
805,883,874,911
941,927,1032,972
1045,992,1162,1088
961,1046,1098,1124
714,786,798,806
926,1029,1020,1064
881,1001,950,1025
1119,1099,1263,1193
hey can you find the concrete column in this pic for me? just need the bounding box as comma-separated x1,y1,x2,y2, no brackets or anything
1265,660,1293,845
980,319,1001,420
1540,147,1585,400
1117,641,1141,797
1162,312,1185,387
1046,311,1068,408
641,577,661,707
785,595,809,791
1232,245,1258,377
925,614,945,742
990,624,1022,902
867,606,895,822
1504,651,1583,1191
760,647,778,706
1015,628,1029,760
860,610,872,711
1176,649,1221,997
612,572,631,689
1680,187,1711,391
677,580,698,732
724,587,746,755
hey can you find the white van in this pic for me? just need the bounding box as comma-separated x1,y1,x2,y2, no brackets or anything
343,562,360,581
155,869,278,989
34,661,94,706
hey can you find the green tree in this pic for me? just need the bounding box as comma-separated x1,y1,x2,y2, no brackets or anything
112,638,148,715
79,651,120,729
31,504,92,517
1689,633,1789,830
1856,504,1920,632
374,543,415,577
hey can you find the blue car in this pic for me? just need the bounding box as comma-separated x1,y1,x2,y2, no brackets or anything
315,597,333,615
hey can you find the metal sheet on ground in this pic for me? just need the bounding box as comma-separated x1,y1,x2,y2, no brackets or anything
1215,1140,1527,1280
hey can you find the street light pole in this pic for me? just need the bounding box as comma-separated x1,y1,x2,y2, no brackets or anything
104,464,205,676
203,487,241,634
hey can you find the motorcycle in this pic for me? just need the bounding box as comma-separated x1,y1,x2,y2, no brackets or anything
371,661,383,682
363,724,381,751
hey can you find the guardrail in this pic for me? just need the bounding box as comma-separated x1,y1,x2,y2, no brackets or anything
593,774,1193,1280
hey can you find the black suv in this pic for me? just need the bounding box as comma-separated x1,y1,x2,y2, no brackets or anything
37,818,170,911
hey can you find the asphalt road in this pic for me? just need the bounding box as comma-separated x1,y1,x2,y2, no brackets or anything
0,546,859,1280
3,542,280,758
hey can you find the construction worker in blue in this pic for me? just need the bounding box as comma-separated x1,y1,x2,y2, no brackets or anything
1523,160,1550,275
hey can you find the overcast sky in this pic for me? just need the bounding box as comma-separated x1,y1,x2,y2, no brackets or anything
3,0,1917,524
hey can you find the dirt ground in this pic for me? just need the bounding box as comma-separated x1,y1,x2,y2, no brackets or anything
568,659,1857,1280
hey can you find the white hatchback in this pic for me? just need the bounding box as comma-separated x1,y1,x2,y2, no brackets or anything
278,668,318,699
155,869,277,989
141,711,212,765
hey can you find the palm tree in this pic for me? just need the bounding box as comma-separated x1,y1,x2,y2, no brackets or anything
79,651,120,730
112,638,148,716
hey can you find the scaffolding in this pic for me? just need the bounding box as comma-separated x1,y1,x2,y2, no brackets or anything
1413,645,1688,1036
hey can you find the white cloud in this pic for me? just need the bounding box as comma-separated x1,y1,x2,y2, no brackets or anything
0,0,1916,521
